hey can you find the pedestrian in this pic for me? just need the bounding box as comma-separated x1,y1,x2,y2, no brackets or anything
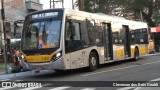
11,48,21,73
14,48,20,66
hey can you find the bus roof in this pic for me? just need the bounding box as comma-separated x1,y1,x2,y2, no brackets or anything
64,9,148,29
26,8,148,30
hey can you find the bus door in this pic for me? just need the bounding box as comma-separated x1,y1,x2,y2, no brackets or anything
65,19,85,69
103,23,113,60
122,25,131,57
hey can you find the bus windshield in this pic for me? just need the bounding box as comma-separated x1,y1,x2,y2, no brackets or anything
22,20,61,50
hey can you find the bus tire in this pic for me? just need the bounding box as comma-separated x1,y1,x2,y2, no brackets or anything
88,52,98,71
134,48,139,60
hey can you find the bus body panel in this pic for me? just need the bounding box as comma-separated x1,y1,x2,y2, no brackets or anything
64,46,100,69
21,9,149,71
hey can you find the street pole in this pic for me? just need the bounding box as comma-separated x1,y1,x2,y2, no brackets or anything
62,0,64,8
0,0,8,74
50,0,51,9
72,0,74,9
78,0,84,11
140,11,143,22
50,0,64,9
50,0,55,9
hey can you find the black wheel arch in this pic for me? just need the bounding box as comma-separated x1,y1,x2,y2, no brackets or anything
89,49,99,65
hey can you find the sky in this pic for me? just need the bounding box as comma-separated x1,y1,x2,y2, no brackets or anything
40,0,76,9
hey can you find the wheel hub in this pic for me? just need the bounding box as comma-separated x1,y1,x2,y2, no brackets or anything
91,57,96,66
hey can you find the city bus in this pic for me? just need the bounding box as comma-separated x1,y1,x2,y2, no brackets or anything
20,9,149,72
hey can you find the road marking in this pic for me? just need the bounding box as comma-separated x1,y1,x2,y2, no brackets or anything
134,87,141,90
81,88,96,90
49,86,71,90
82,65,139,76
150,78,160,81
15,80,23,82
42,83,53,87
82,61,160,77
0,86,16,90
0,79,10,81
142,61,160,65
19,86,42,90
117,87,135,90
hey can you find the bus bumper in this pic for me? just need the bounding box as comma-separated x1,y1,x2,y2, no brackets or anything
21,57,64,70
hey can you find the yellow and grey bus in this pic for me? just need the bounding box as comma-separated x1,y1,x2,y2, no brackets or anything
21,9,149,71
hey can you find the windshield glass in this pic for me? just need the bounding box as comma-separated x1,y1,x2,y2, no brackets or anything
22,20,61,50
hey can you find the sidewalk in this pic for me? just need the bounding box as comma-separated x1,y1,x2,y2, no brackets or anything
0,63,32,80
0,63,13,75
0,63,6,75
0,69,5,75
0,70,52,80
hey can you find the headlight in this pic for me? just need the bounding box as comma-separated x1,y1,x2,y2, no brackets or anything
56,52,61,58
52,51,62,61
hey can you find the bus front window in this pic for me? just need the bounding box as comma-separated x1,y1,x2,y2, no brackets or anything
22,20,61,50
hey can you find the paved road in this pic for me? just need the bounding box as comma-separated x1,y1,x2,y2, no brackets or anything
0,54,160,90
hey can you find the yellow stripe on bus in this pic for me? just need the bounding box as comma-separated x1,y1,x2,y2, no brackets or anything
131,48,134,57
116,49,124,58
24,52,56,63
139,46,148,55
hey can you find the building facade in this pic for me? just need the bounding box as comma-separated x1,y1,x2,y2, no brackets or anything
0,0,43,56
4,0,43,38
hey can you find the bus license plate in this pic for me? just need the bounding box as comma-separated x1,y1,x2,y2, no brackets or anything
35,66,43,70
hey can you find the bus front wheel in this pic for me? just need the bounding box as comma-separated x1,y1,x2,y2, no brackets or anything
88,52,98,71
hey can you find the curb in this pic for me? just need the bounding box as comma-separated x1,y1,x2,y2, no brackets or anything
0,70,53,80
0,71,32,80
146,53,160,56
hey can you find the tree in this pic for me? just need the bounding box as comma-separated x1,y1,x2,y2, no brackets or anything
84,0,114,14
84,0,160,27
125,0,159,27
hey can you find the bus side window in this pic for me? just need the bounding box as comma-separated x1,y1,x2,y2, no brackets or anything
130,30,135,44
81,21,89,45
65,21,82,53
65,22,71,40
65,22,73,49
87,20,96,45
112,31,119,44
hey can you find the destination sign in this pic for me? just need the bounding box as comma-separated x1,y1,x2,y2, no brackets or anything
32,12,59,19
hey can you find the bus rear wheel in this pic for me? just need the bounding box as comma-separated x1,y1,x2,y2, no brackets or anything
134,48,139,60
88,52,98,71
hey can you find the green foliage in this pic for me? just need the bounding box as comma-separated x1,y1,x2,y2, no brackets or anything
84,0,160,27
